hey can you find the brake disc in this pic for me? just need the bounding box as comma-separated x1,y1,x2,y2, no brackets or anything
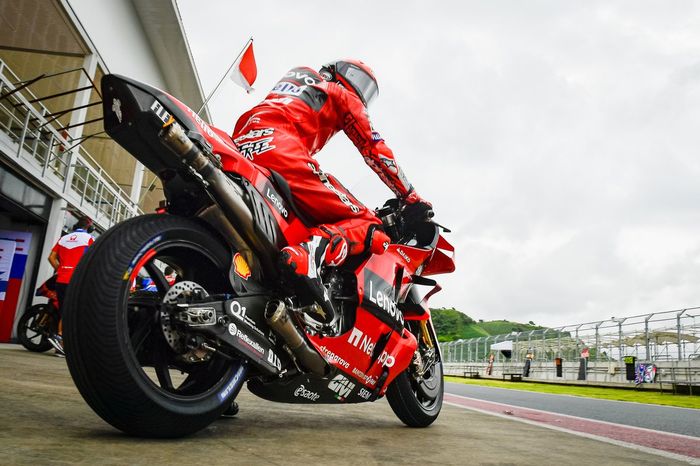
160,281,208,353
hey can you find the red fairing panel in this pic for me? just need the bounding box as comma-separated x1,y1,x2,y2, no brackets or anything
307,309,417,394
306,249,421,393
421,235,456,276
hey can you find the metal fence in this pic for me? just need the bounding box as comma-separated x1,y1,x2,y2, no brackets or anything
0,59,140,229
439,307,700,364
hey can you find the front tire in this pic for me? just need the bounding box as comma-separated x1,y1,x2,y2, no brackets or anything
63,214,247,438
386,322,444,427
17,304,56,352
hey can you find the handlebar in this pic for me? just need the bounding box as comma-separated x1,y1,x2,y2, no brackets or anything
375,198,448,247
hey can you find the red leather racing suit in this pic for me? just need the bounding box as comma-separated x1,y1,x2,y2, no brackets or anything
232,67,414,255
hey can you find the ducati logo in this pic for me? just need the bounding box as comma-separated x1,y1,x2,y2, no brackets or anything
112,98,122,123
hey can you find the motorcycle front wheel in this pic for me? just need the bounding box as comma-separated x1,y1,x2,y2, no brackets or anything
17,304,56,352
63,214,247,438
386,321,444,427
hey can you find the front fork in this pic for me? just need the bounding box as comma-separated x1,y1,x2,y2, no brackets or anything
411,318,441,378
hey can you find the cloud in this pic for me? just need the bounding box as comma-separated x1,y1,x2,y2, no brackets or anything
179,0,700,327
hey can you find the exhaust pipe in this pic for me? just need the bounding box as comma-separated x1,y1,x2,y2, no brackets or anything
265,300,328,376
159,121,277,271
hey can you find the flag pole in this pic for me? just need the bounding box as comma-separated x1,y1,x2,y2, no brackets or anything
197,37,253,117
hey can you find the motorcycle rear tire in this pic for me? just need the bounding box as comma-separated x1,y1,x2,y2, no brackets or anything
63,214,244,438
17,304,55,352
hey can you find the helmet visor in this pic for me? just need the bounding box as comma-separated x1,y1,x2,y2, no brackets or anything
337,62,379,106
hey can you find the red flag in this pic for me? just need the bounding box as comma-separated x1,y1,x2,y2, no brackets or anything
230,40,257,93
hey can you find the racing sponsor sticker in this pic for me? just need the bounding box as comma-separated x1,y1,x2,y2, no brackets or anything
319,345,350,369
294,384,320,401
307,163,360,213
363,269,404,327
234,128,275,142
265,186,289,218
327,374,355,401
271,81,305,97
229,300,265,337
218,364,246,402
233,253,251,280
379,155,399,174
236,137,275,160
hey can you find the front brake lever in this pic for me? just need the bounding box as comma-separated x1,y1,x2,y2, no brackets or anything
425,217,451,233
434,222,451,233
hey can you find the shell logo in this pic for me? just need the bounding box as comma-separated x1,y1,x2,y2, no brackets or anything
233,253,251,280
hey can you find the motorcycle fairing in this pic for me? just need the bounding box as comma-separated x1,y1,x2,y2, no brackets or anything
240,167,316,247
247,371,374,404
302,253,419,397
252,307,417,402
421,235,456,276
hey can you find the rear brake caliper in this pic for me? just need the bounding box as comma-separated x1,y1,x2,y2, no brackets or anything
161,281,214,362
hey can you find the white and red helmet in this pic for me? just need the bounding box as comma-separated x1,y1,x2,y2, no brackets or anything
320,59,379,106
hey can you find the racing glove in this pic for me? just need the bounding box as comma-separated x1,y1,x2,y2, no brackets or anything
402,190,434,224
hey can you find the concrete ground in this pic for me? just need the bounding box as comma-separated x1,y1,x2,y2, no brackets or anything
0,344,690,465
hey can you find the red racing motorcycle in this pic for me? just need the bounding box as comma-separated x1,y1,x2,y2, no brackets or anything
62,74,455,438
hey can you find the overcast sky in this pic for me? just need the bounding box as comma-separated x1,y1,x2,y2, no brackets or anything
178,1,700,327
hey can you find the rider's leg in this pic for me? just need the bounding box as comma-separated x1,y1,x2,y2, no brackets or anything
238,138,391,310
275,162,391,317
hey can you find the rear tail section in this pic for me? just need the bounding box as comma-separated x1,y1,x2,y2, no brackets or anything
102,74,201,175
101,74,280,278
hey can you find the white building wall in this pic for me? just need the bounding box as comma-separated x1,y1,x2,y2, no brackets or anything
64,0,167,88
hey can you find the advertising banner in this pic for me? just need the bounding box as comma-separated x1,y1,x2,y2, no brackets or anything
0,239,16,303
0,231,33,342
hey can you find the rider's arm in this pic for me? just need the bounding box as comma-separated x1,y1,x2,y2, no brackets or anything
339,91,414,198
48,250,60,271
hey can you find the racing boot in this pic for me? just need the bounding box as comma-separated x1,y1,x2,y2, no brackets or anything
279,226,349,322
220,401,239,418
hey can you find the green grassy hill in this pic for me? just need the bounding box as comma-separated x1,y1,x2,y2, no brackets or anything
431,308,545,342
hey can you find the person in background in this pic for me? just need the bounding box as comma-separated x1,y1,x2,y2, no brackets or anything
47,216,95,355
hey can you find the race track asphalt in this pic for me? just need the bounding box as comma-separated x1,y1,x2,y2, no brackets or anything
445,382,700,437
0,344,694,465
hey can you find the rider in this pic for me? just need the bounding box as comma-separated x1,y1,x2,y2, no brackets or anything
232,59,432,312
47,216,95,353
